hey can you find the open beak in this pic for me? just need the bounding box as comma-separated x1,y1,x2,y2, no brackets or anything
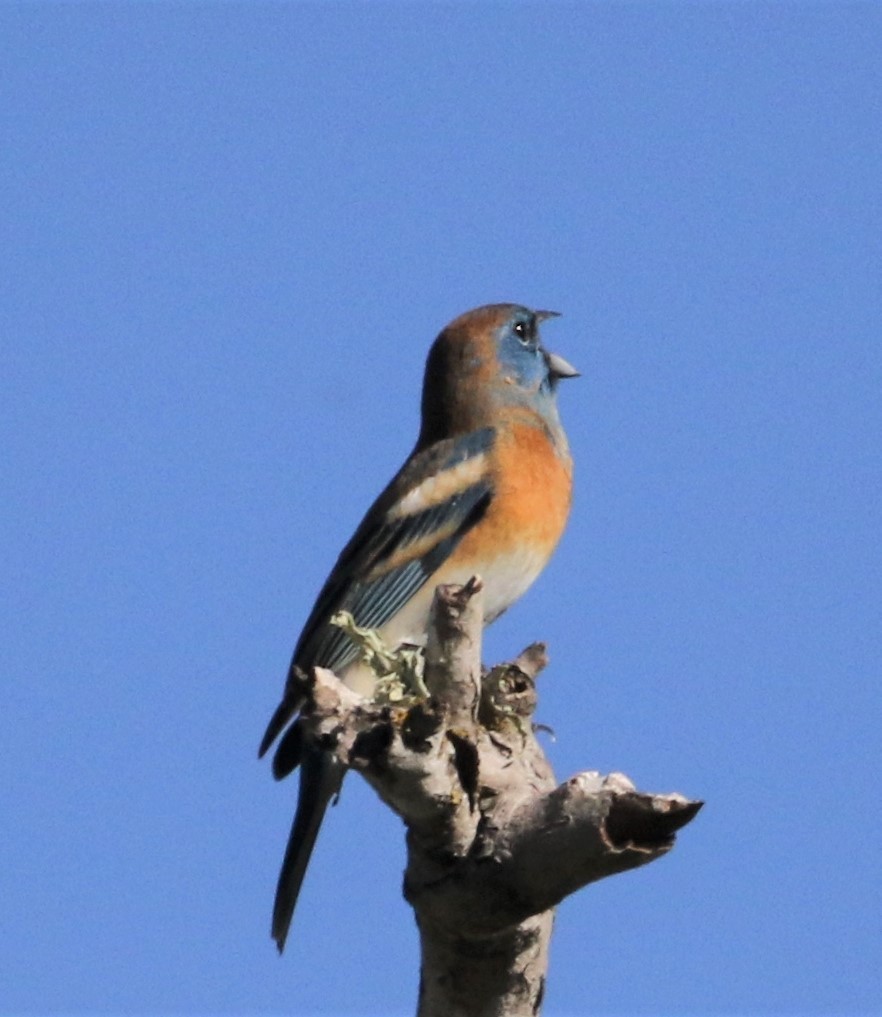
535,310,579,380
535,309,562,323
545,349,580,381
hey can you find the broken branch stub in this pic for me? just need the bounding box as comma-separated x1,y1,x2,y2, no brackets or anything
296,579,702,1017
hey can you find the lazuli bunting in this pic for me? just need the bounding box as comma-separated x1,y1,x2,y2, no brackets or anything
260,303,577,951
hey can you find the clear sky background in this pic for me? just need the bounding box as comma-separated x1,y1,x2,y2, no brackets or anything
2,3,880,1015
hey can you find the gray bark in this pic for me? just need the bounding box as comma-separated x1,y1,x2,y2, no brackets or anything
298,579,702,1017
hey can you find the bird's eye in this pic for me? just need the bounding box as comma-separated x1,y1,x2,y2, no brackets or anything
513,320,531,345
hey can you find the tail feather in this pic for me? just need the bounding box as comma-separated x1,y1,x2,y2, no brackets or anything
272,749,344,952
271,720,304,781
259,695,299,759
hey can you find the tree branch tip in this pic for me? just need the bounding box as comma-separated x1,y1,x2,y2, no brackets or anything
309,665,345,697
657,795,704,832
306,666,372,721
435,575,484,609
513,642,549,679
310,664,341,685
604,791,703,851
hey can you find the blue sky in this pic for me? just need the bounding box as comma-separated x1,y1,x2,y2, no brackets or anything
2,3,881,1014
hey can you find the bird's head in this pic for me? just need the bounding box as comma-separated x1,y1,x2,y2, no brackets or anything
419,303,578,445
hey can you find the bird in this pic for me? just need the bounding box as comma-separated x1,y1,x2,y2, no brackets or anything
259,302,578,952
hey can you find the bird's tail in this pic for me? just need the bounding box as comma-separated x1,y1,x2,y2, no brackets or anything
272,748,345,952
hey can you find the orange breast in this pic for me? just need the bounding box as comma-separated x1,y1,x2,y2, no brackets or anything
372,416,573,651
485,419,573,553
450,416,573,619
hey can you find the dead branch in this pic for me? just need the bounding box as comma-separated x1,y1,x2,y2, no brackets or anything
298,580,702,1017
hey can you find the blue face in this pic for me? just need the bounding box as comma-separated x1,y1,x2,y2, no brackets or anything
496,308,553,395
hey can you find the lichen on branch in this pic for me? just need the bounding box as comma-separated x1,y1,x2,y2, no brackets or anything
297,580,701,1017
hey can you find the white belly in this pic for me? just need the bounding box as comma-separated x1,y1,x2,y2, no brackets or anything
339,544,549,695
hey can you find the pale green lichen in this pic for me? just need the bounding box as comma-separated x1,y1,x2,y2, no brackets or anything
330,610,427,705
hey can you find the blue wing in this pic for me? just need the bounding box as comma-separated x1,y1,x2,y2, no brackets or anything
259,426,495,761
260,425,496,951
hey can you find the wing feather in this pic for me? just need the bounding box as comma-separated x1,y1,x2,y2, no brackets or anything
296,479,492,670
258,428,496,759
